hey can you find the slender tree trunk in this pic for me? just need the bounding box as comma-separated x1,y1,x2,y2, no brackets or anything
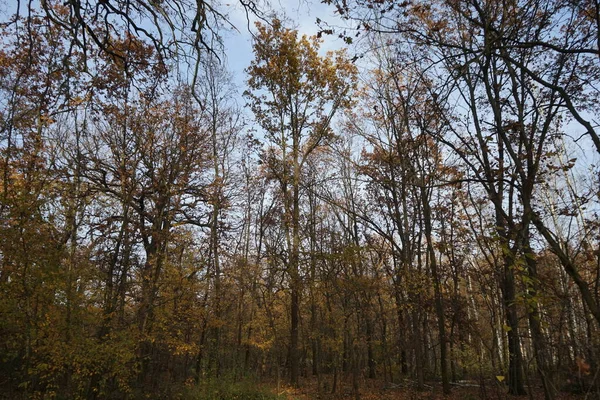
421,186,450,394
289,132,301,387
502,251,527,396
366,315,376,379
413,310,424,389
209,145,222,377
522,231,555,400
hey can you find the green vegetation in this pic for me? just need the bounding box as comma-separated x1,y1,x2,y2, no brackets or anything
182,379,284,400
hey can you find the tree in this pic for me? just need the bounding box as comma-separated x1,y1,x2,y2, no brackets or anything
245,18,357,386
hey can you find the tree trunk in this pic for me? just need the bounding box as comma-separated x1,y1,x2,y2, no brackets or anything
503,253,527,396
421,186,450,395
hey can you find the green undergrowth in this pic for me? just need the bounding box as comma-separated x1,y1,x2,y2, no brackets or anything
182,377,285,400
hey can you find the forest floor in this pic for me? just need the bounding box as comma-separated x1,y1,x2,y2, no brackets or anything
267,376,598,400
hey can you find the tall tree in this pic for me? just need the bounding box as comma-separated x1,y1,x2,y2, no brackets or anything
245,18,357,386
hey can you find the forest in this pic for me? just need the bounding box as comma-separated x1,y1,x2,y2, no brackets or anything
1,0,600,399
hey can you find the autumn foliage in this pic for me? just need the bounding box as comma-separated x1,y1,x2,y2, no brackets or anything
2,2,600,400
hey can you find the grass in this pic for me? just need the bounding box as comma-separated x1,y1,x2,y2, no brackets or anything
182,377,286,400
